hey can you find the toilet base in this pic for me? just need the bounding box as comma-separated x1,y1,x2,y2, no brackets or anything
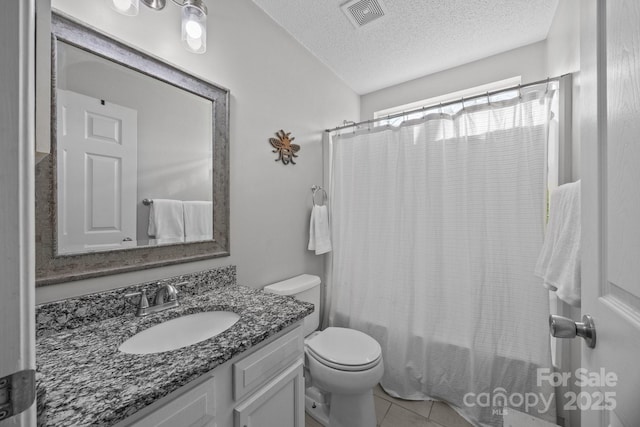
305,387,329,426
304,386,377,427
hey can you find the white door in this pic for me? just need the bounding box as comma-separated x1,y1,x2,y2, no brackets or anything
0,0,35,426
56,89,138,254
581,0,640,426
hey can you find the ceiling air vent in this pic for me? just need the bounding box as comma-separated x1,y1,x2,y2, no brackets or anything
341,0,387,28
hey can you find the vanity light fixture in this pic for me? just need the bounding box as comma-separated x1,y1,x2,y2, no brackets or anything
108,0,208,54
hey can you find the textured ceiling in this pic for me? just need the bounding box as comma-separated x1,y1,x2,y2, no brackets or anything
250,0,559,95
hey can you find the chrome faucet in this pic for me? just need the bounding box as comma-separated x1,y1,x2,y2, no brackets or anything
153,283,178,307
125,282,183,317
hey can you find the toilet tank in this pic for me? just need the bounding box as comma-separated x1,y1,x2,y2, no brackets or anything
264,274,320,337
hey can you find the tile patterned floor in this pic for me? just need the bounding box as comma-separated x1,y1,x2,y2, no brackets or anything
305,384,473,427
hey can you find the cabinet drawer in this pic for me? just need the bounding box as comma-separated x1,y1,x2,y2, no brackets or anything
129,375,215,427
233,325,303,400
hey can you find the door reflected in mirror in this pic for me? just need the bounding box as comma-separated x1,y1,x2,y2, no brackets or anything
55,41,213,255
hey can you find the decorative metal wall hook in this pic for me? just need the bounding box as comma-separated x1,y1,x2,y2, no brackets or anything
269,129,300,165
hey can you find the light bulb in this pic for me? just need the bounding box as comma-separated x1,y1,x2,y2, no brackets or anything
109,0,139,16
113,0,130,11
185,20,203,39
181,0,207,54
186,36,203,51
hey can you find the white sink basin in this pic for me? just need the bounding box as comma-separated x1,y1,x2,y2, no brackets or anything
119,311,240,354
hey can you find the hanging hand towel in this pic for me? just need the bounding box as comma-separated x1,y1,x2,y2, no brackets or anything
183,201,213,242
147,199,185,244
534,180,581,307
308,205,332,255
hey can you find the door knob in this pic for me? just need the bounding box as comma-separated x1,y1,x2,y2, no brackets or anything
549,314,596,348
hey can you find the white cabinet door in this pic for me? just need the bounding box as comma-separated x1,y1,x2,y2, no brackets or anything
234,360,304,427
233,325,303,401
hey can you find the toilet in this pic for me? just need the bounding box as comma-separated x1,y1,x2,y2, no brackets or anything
264,274,383,427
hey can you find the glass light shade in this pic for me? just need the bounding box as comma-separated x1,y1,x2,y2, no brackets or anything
182,0,207,54
109,0,139,16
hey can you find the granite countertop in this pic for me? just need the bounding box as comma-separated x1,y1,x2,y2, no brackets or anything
36,280,313,426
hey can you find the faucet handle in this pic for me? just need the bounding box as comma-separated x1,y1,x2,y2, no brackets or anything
125,289,150,316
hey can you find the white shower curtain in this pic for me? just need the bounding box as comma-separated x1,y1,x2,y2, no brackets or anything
327,87,556,426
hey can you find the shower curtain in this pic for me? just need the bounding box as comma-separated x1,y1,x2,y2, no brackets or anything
327,86,557,426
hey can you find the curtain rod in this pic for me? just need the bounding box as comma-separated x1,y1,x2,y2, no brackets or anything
325,74,567,133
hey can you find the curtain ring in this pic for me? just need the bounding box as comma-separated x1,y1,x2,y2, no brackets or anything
486,91,490,105
545,77,550,94
518,84,522,99
439,103,443,118
461,97,465,109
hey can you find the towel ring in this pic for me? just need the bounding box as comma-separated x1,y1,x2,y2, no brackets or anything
311,185,328,206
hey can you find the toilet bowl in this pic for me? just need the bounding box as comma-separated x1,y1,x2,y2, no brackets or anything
305,327,383,427
264,275,384,427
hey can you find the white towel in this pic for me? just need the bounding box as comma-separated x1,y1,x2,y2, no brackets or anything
183,201,213,242
147,199,185,244
308,205,332,255
534,180,581,307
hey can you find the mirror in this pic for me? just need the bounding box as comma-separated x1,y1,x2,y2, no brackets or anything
35,12,230,285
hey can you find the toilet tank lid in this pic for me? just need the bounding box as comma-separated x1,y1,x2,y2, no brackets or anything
264,274,321,295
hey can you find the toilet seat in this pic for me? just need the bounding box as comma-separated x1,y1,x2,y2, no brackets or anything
305,327,382,372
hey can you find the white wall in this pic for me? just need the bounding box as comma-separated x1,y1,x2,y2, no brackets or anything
37,0,359,303
360,40,548,121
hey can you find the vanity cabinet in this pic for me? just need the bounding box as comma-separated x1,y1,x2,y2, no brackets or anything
117,324,304,427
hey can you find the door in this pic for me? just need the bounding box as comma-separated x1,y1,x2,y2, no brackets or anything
56,89,138,254
0,0,36,426
581,0,640,426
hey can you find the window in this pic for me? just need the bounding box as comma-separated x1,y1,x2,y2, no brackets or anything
374,76,522,127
